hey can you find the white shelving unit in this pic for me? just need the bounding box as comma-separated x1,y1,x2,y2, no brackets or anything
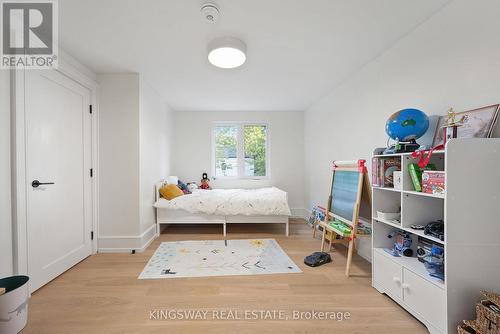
371,139,500,334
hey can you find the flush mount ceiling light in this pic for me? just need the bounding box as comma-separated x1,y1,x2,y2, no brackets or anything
208,37,247,69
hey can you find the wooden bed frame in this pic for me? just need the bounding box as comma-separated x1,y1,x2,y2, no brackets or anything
154,182,289,237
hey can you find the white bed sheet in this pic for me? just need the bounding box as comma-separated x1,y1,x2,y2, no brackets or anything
154,187,291,216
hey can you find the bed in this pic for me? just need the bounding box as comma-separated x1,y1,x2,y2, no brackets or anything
153,182,291,236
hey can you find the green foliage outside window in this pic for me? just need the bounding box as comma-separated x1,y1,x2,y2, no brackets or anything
244,125,266,176
214,124,267,177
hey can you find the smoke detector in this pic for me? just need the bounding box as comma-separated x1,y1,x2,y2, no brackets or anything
201,3,219,23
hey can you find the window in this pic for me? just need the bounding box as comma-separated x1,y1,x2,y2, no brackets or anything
213,123,269,178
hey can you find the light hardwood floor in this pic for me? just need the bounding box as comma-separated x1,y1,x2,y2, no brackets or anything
24,219,427,334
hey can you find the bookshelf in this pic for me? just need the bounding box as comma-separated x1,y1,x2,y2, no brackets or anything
371,139,500,334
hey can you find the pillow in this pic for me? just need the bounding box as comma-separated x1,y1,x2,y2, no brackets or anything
167,176,179,185
159,184,184,200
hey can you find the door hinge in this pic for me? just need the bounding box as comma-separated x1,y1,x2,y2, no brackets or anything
91,231,94,240
90,168,93,177
89,105,93,114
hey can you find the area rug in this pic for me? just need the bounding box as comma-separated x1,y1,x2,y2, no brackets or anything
138,239,301,279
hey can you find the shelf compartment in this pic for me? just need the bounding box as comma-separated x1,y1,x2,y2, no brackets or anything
374,248,445,289
373,217,401,229
403,190,445,199
372,189,401,220
402,192,444,230
373,186,401,193
401,153,445,192
375,217,444,245
402,226,444,245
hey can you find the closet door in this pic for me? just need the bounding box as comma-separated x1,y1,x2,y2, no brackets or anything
24,69,92,292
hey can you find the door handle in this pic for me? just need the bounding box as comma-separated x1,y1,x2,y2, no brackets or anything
32,180,55,188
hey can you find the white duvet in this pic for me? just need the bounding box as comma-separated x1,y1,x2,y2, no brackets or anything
154,187,291,216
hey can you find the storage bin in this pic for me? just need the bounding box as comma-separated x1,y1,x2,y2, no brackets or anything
0,276,29,334
475,291,500,334
457,323,476,334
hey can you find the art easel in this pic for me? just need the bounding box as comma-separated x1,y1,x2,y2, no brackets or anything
318,160,371,277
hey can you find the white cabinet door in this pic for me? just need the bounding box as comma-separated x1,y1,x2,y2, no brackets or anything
373,250,402,300
402,269,446,333
25,70,93,292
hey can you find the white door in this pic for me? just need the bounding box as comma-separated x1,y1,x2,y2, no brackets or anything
24,69,93,292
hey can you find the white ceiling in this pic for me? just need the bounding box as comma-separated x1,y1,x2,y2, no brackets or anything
59,0,450,111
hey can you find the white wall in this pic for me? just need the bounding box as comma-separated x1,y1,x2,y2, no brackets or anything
172,111,306,215
139,79,173,234
304,0,500,211
98,74,173,251
0,71,13,277
98,74,141,237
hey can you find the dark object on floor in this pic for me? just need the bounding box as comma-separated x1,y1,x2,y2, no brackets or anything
304,252,332,267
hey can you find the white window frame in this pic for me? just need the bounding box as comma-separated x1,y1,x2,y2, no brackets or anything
211,121,270,180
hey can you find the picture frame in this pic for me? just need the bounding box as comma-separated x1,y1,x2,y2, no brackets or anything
432,104,500,147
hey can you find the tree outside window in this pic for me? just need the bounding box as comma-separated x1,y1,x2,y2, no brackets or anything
213,123,268,178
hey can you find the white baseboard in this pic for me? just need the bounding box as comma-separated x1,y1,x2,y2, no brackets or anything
97,224,157,253
290,208,310,220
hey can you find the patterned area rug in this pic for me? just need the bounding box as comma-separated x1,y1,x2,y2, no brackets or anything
138,239,301,279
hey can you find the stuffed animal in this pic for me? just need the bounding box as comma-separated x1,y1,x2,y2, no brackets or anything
199,173,211,190
187,182,198,192
177,180,190,194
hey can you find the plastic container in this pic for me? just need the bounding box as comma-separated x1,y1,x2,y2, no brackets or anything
0,276,30,334
376,211,400,221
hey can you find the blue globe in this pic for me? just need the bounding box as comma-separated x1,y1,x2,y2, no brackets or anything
386,108,429,142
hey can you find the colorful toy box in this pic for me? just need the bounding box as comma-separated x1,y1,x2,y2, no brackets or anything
422,170,445,195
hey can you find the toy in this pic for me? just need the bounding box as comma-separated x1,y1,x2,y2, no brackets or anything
422,170,445,195
422,244,444,280
187,182,198,192
384,230,413,257
199,173,211,190
410,224,425,230
308,206,326,227
417,236,441,263
424,220,444,241
329,219,352,237
304,252,332,267
383,108,430,154
177,180,190,194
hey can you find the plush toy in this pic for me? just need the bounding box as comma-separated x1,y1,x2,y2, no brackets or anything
177,180,190,194
199,173,211,190
384,230,413,257
187,182,198,192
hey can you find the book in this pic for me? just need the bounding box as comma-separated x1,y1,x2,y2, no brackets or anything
371,158,380,186
408,163,437,192
382,158,401,187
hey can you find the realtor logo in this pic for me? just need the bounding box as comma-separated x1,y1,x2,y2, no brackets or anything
1,0,58,68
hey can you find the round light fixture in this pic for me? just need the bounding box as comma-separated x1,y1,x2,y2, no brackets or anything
208,37,247,69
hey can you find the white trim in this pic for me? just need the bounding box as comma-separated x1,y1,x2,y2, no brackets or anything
11,52,99,275
97,224,157,253
11,67,28,275
211,121,270,180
